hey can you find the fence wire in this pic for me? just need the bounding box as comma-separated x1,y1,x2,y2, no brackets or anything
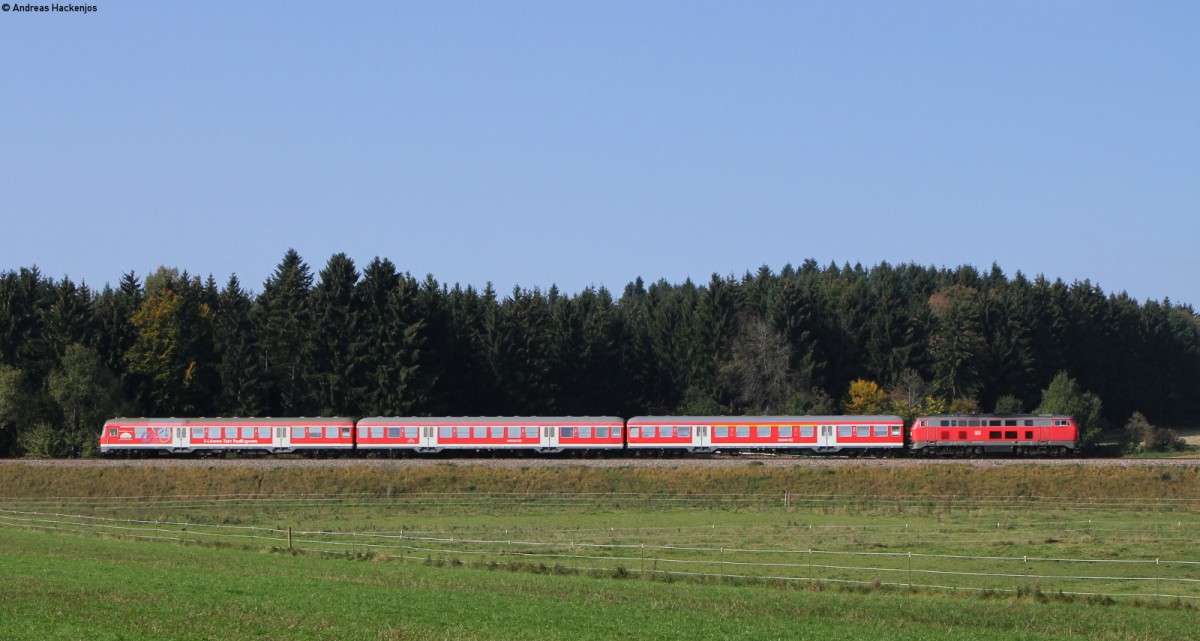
3,507,1198,601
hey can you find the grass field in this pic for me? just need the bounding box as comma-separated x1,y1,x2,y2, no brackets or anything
3,462,1200,639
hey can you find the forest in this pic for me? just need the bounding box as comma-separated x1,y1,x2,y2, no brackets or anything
1,249,1197,457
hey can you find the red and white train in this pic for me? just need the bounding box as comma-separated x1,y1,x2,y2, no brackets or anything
99,413,1076,457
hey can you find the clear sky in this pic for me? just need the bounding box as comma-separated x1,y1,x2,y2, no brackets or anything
3,2,1198,306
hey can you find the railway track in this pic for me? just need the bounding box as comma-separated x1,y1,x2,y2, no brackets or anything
5,455,1200,469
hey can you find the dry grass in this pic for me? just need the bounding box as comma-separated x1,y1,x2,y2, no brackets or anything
2,463,1200,501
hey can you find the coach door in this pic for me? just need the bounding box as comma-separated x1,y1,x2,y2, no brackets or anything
819,425,836,448
421,426,437,448
274,426,288,450
694,425,710,450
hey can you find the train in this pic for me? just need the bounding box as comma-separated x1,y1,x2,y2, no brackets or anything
99,413,1078,457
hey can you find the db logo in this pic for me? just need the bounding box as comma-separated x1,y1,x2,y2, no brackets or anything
1,4,10,11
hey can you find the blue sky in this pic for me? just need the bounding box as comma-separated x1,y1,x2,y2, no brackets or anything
3,2,1198,306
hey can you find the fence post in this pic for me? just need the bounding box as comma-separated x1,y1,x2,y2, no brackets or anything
1156,558,1161,599
785,491,789,509
287,527,292,550
908,552,913,590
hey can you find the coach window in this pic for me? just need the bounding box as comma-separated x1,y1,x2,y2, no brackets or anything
736,426,751,438
468,426,482,439
643,426,656,438
372,426,385,439
507,426,520,439
292,427,304,439
892,426,902,437
557,426,572,438
211,427,223,439
384,427,399,439
800,426,814,438
222,427,235,439
754,426,769,438
451,426,464,439
838,425,853,438
525,426,538,439
597,426,610,439
326,426,339,439
192,427,204,439
714,426,728,438
259,427,271,439
779,426,793,438
678,426,690,438
628,427,640,439
580,426,593,439
358,426,368,439
613,426,622,438
404,427,418,439
874,425,888,437
857,426,870,438
440,426,453,439
241,427,254,439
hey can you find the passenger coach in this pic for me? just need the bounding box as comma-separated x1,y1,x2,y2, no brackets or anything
626,415,904,454
355,416,625,454
99,417,355,455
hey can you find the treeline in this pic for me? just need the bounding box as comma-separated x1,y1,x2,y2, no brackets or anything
1,250,1198,456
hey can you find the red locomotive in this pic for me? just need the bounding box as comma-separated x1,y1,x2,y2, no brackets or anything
909,414,1078,456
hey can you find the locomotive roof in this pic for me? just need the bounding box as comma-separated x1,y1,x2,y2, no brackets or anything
916,413,1073,419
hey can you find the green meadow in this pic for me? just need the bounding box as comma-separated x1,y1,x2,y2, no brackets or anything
2,462,1199,640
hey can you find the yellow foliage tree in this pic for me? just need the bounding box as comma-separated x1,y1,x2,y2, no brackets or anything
843,379,889,415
